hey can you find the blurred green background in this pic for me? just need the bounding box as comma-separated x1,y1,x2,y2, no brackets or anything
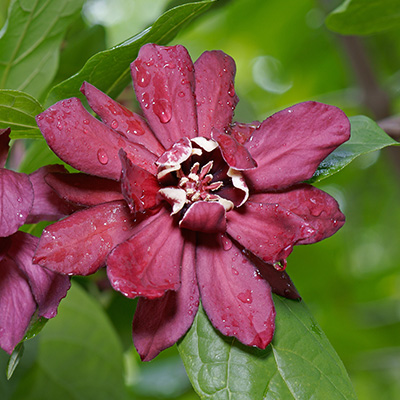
1,0,400,398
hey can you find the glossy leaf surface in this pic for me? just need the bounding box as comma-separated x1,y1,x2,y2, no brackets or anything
178,297,357,399
46,0,214,105
0,90,43,138
310,116,399,183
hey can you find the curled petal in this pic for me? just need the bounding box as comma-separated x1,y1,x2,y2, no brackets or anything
119,149,161,214
196,233,275,349
107,209,183,299
34,201,135,276
180,201,226,233
0,169,33,237
80,81,164,156
212,129,257,171
26,165,77,223
0,256,36,354
131,44,197,148
36,98,157,180
156,137,192,167
226,201,315,264
132,233,199,361
45,172,124,206
0,127,11,168
250,184,345,245
244,102,351,190
240,246,300,299
195,51,239,138
7,232,70,319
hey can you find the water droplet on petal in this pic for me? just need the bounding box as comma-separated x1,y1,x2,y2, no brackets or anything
83,119,90,125
56,121,62,130
153,98,172,123
178,91,185,98
97,148,109,165
237,290,253,304
228,82,235,97
111,120,118,129
136,63,151,87
221,235,232,251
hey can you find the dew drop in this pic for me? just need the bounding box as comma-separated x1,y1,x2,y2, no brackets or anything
237,290,253,304
111,119,119,129
178,91,185,98
97,148,109,165
45,116,54,124
83,119,90,125
153,98,172,123
228,82,236,97
37,114,43,121
188,310,193,315
136,62,151,87
56,121,62,130
221,235,232,251
231,268,239,275
126,120,145,136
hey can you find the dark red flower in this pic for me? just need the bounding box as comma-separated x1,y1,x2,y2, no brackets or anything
0,128,71,354
34,44,350,361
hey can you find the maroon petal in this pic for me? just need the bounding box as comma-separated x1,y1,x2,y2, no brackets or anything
34,201,135,276
212,128,256,170
194,51,239,139
0,127,11,168
7,232,70,319
226,201,315,264
36,98,157,180
196,233,275,348
0,169,33,237
244,102,351,190
240,247,300,299
0,256,36,354
80,82,164,157
131,44,197,149
45,171,124,206
119,149,161,214
180,201,226,233
26,165,77,223
250,184,345,245
132,233,199,361
107,209,183,299
230,121,260,145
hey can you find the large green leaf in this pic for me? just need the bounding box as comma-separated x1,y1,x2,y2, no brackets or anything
326,0,400,35
309,115,399,183
45,0,214,106
0,0,84,99
0,90,43,138
178,297,357,399
8,283,127,400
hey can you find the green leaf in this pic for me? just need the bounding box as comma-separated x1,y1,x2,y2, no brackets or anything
45,0,214,106
6,343,24,381
309,115,399,183
178,297,357,399
0,0,84,99
326,0,400,35
0,90,43,138
11,282,128,400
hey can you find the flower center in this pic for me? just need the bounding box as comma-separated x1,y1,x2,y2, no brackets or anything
177,161,222,203
157,137,248,223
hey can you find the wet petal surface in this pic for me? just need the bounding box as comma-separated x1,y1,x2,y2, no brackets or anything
45,171,124,206
119,150,161,214
26,165,76,223
132,234,199,361
179,201,226,233
107,209,183,299
226,200,315,264
34,201,135,276
7,232,70,319
250,184,345,245
196,233,275,348
131,44,197,148
81,81,164,156
36,98,157,180
195,51,239,139
244,102,350,190
0,169,33,237
0,255,36,354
